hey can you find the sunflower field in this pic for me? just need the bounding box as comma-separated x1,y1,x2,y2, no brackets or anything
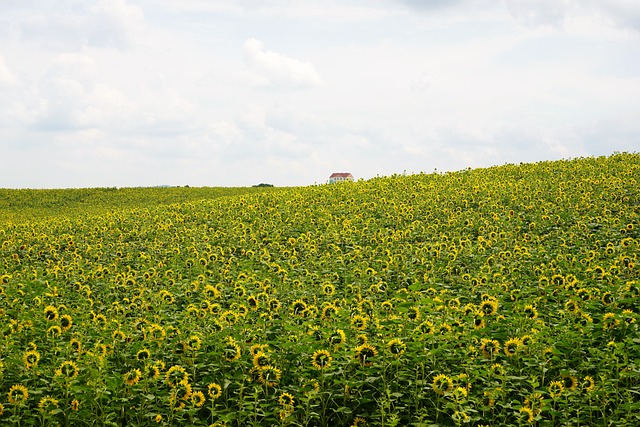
0,153,639,426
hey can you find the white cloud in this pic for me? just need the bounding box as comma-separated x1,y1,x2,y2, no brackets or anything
243,38,322,88
0,54,16,88
15,0,143,50
505,0,573,29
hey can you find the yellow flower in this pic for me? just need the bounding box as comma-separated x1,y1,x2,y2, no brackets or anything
208,382,222,400
548,380,564,399
518,406,535,424
479,338,500,358
503,338,521,357
8,384,28,404
279,392,294,407
311,349,332,370
354,344,378,366
165,365,188,388
60,314,73,332
387,338,406,356
253,351,271,369
351,314,368,331
258,365,281,387
38,396,59,414
24,349,41,369
432,374,453,395
71,399,79,411
191,390,206,408
55,361,79,380
328,329,346,347
124,369,142,386
223,338,241,362
562,374,578,391
44,305,58,321
582,375,596,393
136,348,151,361
479,298,498,316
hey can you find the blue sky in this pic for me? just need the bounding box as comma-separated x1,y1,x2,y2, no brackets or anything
0,0,638,188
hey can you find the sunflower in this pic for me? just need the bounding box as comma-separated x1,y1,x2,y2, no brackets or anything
250,343,269,357
548,380,564,399
503,338,521,357
518,406,535,424
268,298,281,312
136,348,151,361
47,325,62,337
291,299,307,316
387,338,406,356
70,338,82,354
490,363,505,377
524,392,544,415
432,374,453,395
355,344,378,366
355,334,368,346
165,365,189,388
321,304,338,320
602,312,619,330
582,375,596,393
323,283,335,296
417,320,435,335
8,384,28,404
350,314,368,331
144,363,161,380
71,399,79,411
473,311,485,330
258,365,281,387
38,396,59,414
24,349,41,369
479,338,500,358
407,306,421,321
191,390,206,408
452,410,470,424
564,300,580,314
311,349,332,370
60,314,73,332
479,299,498,316
622,309,635,325
561,374,578,391
247,296,259,310
520,335,534,347
208,382,222,400
328,329,347,347
124,369,142,386
523,305,538,319
223,338,241,362
44,305,58,321
147,324,166,341
279,392,294,407
351,417,366,427
380,300,393,312
55,361,79,380
253,351,271,369
187,335,202,351
451,386,468,403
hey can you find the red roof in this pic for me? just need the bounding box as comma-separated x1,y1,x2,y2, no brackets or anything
329,172,353,178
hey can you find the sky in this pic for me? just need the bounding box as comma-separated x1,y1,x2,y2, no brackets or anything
0,0,639,188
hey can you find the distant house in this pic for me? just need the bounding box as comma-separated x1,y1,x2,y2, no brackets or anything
329,172,354,184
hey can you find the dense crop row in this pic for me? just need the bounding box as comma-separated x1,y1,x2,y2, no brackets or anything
0,186,271,223
0,153,639,426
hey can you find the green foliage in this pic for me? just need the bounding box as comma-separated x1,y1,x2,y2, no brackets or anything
0,153,638,426
0,186,273,223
